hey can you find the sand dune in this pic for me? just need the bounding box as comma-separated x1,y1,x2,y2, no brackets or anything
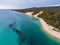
25,12,33,16
25,11,60,40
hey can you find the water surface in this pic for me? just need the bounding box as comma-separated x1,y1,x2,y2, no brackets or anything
0,10,60,45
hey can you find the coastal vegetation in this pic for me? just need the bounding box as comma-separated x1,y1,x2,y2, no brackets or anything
14,6,60,31
38,9,60,31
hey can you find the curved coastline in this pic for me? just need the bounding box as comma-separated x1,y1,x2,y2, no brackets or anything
24,12,60,40
39,18,60,40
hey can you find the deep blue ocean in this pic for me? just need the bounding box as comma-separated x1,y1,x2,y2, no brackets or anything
0,10,60,45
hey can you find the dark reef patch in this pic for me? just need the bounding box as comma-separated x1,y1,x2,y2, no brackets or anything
9,22,31,45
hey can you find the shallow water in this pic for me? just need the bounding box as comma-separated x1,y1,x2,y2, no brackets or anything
0,10,60,45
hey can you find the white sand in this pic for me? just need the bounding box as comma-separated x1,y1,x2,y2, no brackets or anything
25,11,60,39
40,18,60,39
25,12,33,16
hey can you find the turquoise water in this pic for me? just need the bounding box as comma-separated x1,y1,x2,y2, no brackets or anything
0,10,60,45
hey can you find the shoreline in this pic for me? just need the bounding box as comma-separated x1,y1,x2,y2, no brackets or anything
24,12,60,40
39,18,60,40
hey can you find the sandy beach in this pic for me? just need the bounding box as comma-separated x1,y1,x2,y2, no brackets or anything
25,11,60,40
39,18,60,39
